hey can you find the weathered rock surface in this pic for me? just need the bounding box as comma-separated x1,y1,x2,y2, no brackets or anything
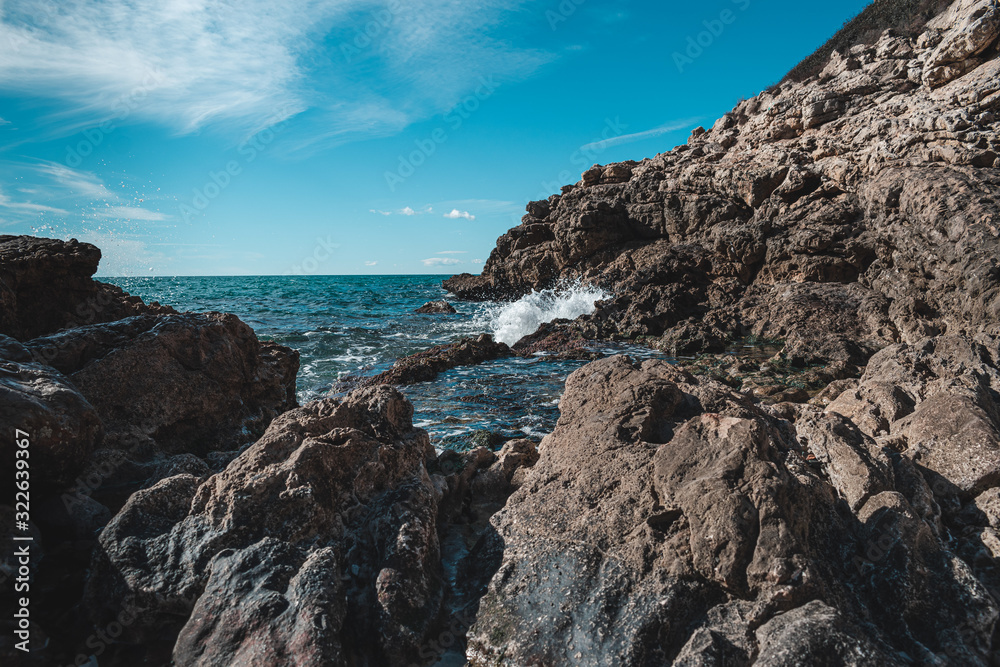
358,334,511,387
0,335,103,492
445,0,1000,375
415,300,458,314
24,312,299,456
81,385,533,666
467,355,999,665
0,235,174,340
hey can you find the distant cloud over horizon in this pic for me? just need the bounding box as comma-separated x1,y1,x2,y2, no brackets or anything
444,209,475,221
422,257,462,266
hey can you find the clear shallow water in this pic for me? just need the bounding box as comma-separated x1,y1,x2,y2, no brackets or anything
108,275,665,450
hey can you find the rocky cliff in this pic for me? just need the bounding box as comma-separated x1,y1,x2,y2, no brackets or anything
445,0,1000,372
448,0,1000,664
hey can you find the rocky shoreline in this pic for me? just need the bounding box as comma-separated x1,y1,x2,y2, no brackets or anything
2,0,1000,664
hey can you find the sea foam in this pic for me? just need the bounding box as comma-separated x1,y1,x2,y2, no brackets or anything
479,281,609,346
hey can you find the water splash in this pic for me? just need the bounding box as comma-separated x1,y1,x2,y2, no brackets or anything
478,281,609,346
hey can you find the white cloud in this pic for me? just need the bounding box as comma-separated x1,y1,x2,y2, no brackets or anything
33,162,116,200
0,188,68,215
471,258,484,264
0,0,554,143
421,257,462,266
0,117,9,125
96,205,169,221
579,118,702,153
436,250,467,254
444,209,475,221
364,260,377,266
370,205,432,216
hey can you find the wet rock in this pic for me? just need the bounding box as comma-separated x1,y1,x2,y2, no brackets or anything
415,300,457,314
361,334,511,387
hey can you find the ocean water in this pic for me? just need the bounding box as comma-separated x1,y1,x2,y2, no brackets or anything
107,275,665,450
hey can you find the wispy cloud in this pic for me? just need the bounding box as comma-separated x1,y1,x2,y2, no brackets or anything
0,0,554,144
0,117,9,126
436,250,467,254
370,205,432,216
422,257,462,266
0,188,68,215
32,162,116,200
364,260,377,266
95,205,169,221
579,118,701,152
444,209,475,221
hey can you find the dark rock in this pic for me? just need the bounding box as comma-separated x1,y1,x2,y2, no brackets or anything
415,300,458,314
360,334,511,387
0,354,103,492
24,312,299,455
0,235,175,340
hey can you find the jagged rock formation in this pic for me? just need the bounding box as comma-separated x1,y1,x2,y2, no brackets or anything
467,353,1000,665
445,0,1000,374
82,386,535,666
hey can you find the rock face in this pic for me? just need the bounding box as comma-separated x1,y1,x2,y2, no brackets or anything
25,313,299,455
0,335,103,492
444,0,1000,373
467,355,999,665
0,235,174,340
415,300,458,314
83,386,533,666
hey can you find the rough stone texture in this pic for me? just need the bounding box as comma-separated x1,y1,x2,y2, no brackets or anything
0,235,174,340
444,0,1000,375
358,334,511,387
0,337,103,491
415,300,458,314
81,385,536,667
828,335,1000,499
467,356,998,665
24,312,299,455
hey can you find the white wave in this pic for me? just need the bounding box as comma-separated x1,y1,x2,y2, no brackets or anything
479,281,608,346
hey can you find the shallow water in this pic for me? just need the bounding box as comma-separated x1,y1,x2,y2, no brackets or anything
109,275,665,450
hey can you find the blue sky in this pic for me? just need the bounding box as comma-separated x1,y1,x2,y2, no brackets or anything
0,0,869,276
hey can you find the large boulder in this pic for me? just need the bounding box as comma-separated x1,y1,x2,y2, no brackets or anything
24,313,298,455
0,235,173,340
467,356,998,665
85,386,443,666
0,335,103,492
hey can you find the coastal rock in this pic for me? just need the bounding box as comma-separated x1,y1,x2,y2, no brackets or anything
360,334,511,387
467,355,998,665
0,346,103,491
86,386,445,665
444,0,1000,376
24,312,299,455
415,300,458,314
0,235,174,341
